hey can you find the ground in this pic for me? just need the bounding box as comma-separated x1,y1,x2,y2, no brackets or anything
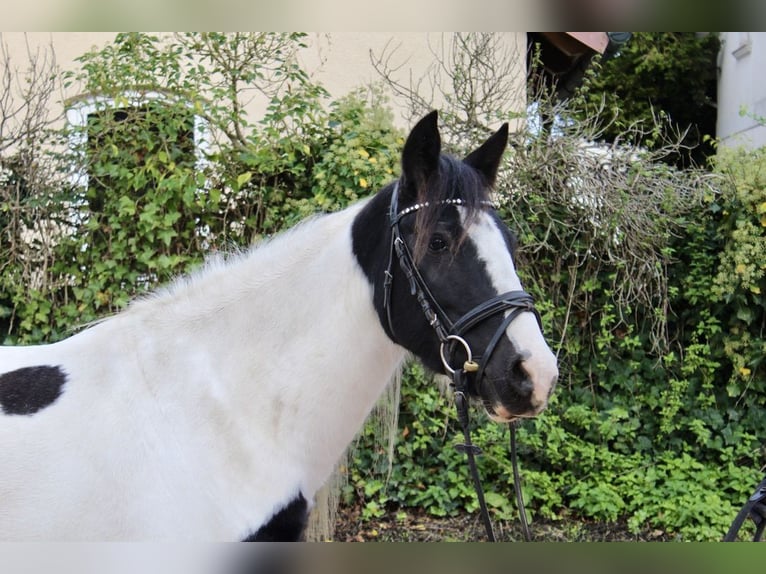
332,504,673,542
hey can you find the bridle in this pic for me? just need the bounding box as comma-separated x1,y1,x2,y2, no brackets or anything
382,182,541,541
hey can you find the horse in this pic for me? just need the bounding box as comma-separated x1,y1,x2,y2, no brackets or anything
0,111,558,541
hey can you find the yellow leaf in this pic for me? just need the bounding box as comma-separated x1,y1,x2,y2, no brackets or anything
359,177,368,189
740,367,752,377
735,263,747,275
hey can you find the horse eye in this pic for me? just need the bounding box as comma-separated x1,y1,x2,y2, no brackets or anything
428,235,448,253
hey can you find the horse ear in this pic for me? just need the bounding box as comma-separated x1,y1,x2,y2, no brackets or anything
400,110,441,202
463,123,509,186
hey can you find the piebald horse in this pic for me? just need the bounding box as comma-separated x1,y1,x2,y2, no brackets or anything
0,111,557,540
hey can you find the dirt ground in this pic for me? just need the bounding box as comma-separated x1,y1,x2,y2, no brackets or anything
332,504,673,542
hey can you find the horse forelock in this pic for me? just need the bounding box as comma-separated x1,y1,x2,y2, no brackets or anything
410,154,493,261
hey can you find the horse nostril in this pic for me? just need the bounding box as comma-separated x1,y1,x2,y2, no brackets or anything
511,356,525,378
517,356,558,411
508,357,533,396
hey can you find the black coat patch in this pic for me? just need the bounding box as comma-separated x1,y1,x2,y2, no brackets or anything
0,365,68,415
243,493,308,542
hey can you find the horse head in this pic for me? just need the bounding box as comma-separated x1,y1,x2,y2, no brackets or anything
354,111,558,421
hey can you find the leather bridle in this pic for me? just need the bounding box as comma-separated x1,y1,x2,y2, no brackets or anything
382,182,541,541
383,183,542,360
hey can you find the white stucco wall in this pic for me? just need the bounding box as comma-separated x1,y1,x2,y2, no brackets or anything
0,32,527,133
717,32,766,149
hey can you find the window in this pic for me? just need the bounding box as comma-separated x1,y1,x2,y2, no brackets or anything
66,91,210,194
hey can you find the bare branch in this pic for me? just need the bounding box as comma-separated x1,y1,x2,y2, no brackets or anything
0,34,62,154
371,33,526,151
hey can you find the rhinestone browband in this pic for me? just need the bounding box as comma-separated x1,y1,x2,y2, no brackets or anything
395,198,495,219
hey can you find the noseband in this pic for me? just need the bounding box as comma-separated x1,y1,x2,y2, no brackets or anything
382,183,541,541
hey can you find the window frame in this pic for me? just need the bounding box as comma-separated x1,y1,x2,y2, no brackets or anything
65,90,211,189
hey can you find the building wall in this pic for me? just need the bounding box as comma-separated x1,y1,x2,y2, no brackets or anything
1,32,527,133
717,32,766,149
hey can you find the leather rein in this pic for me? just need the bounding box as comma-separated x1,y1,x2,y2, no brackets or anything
382,183,540,541
723,475,766,542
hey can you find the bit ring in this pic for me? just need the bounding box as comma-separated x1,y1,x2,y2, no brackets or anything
439,334,477,375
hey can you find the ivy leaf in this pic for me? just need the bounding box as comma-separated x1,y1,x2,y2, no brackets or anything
117,195,136,216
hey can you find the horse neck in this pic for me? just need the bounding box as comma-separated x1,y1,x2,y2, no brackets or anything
120,201,405,497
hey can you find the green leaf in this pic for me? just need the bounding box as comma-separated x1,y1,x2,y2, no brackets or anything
237,171,252,187
157,228,176,247
163,212,182,226
117,195,136,216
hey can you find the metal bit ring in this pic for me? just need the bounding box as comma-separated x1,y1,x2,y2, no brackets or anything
439,334,478,375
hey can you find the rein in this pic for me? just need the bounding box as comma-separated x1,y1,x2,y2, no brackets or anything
723,475,766,542
383,184,539,542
